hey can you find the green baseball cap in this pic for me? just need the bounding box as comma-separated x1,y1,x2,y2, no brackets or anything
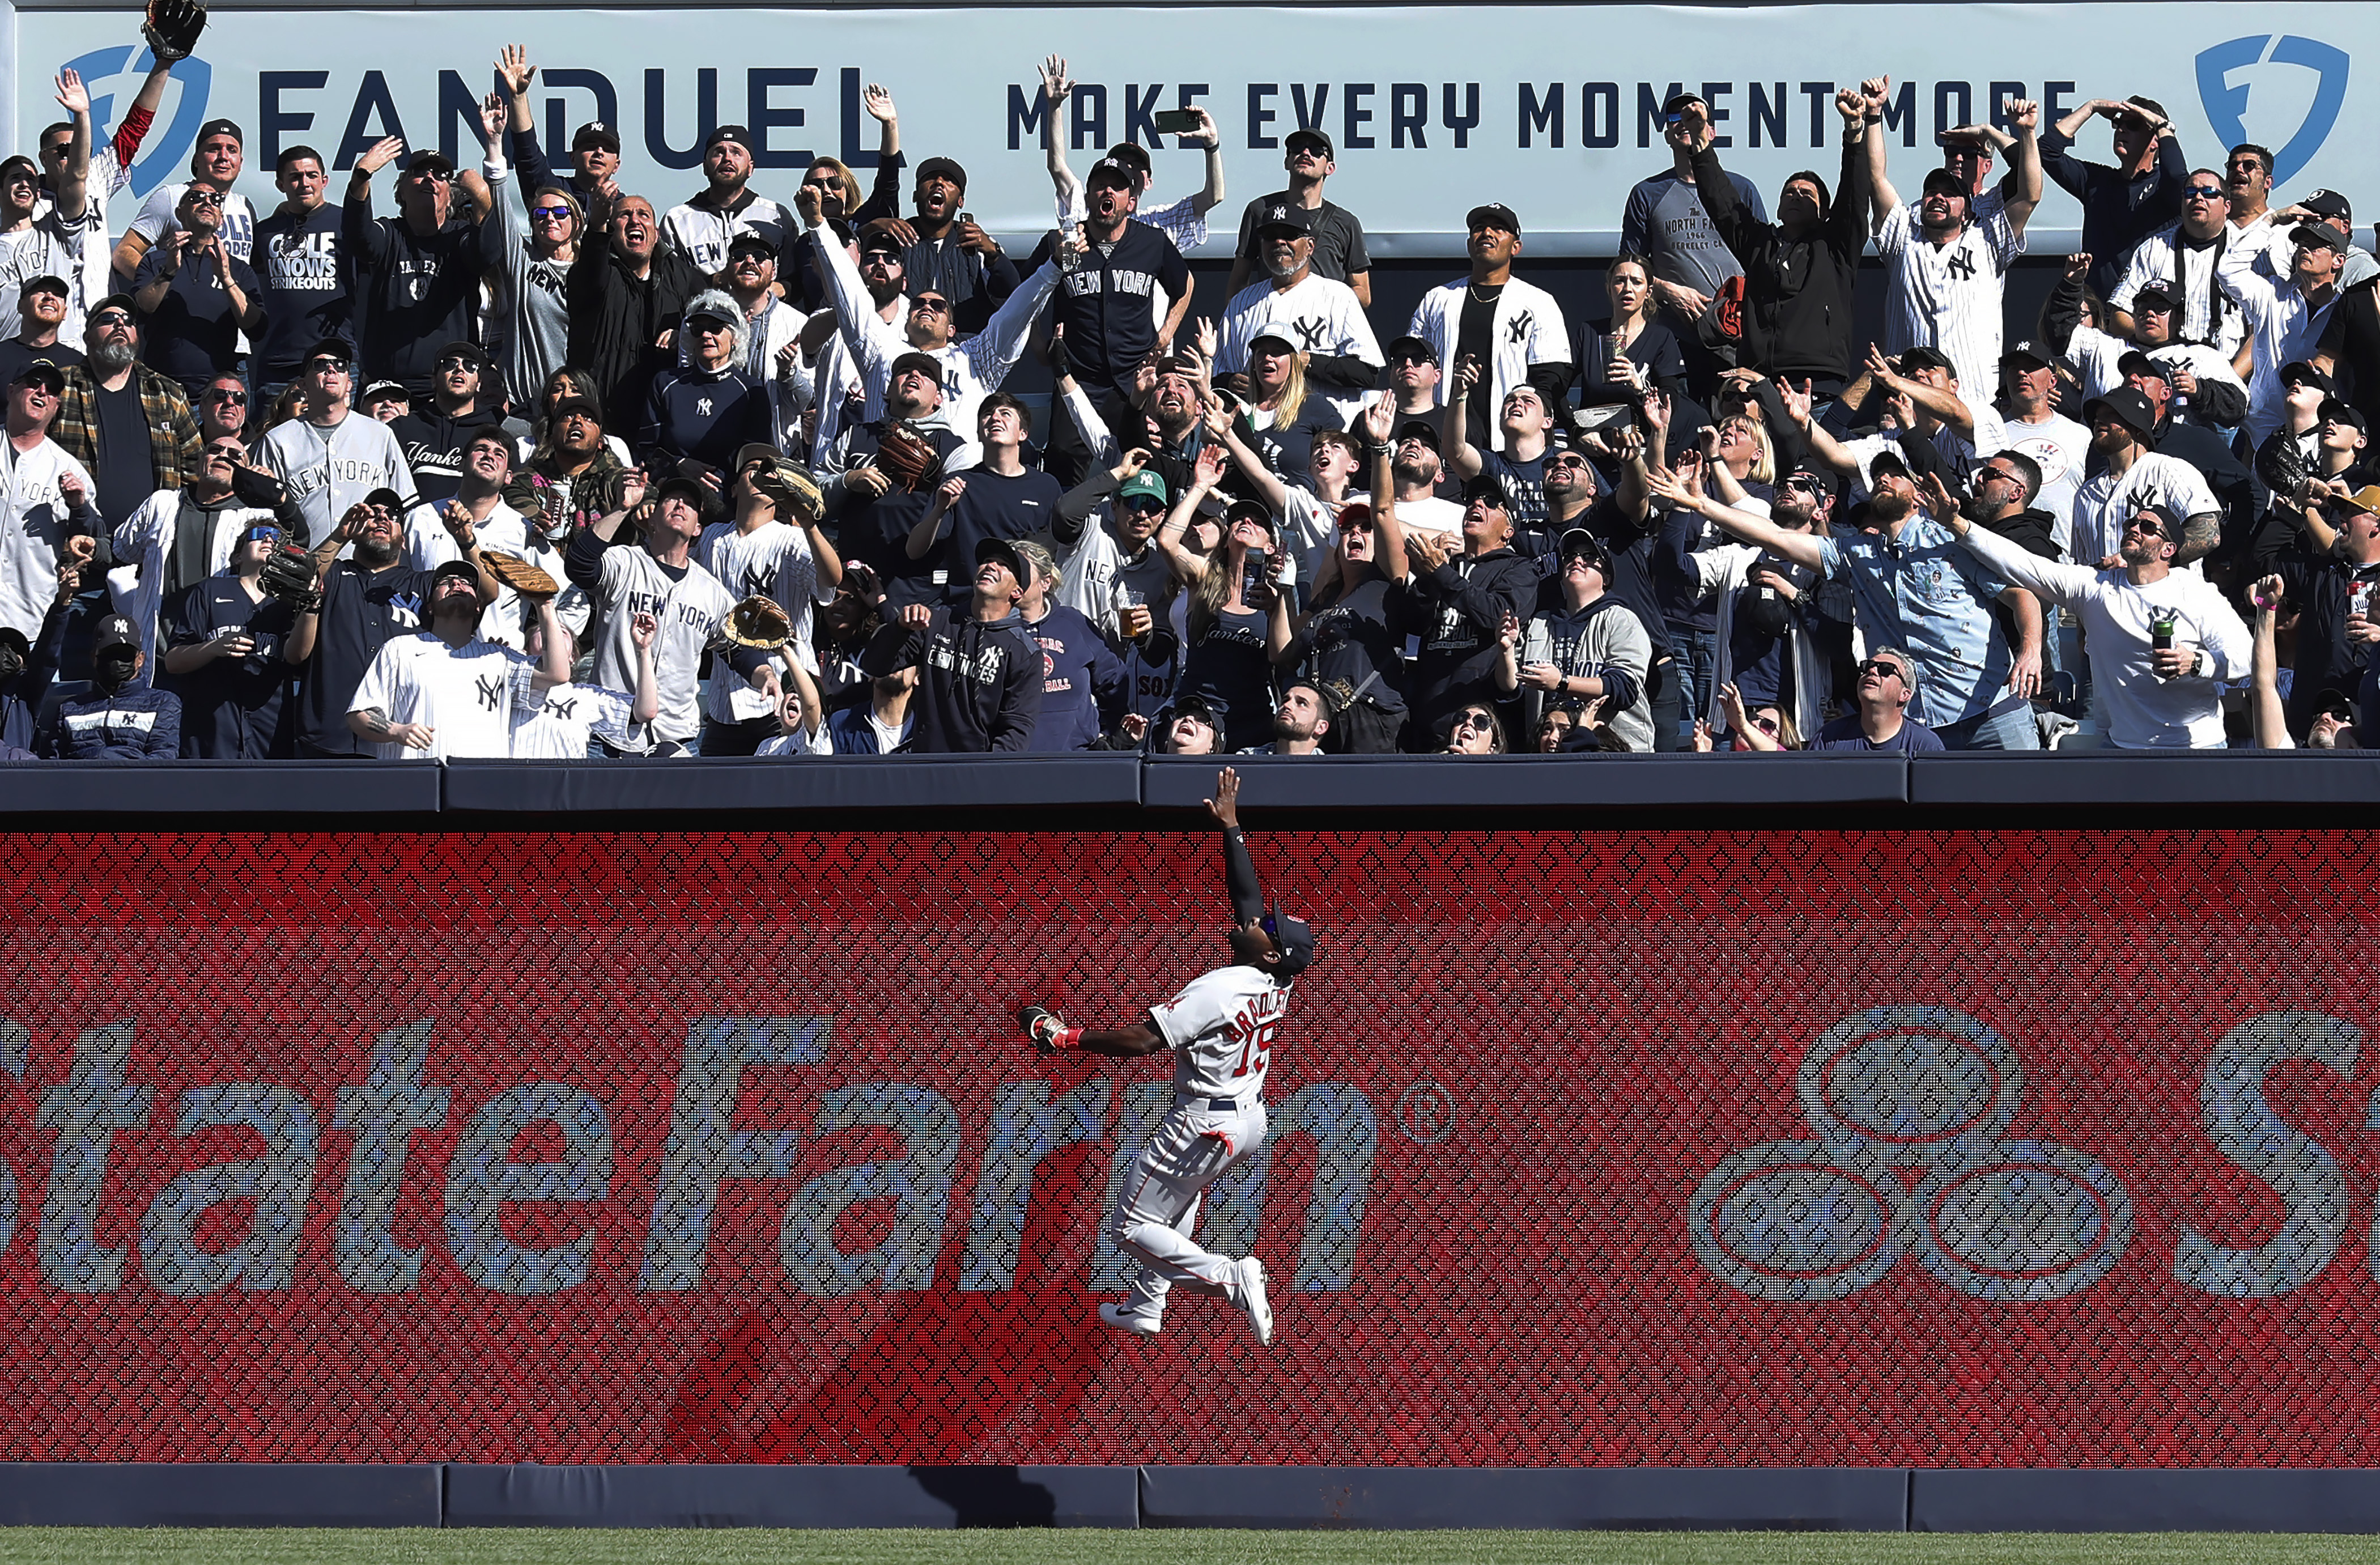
1117,471,1168,506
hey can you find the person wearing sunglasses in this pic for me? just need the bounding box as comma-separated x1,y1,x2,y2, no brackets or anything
1801,648,1943,751
2102,172,2249,361
117,116,254,299
2040,95,2188,299
344,135,496,399
475,81,582,424
1944,483,2249,749
1670,463,1839,747
110,431,308,680
130,182,266,402
252,145,354,411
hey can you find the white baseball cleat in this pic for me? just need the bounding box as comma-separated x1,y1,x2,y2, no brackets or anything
1236,1256,1273,1346
1099,1303,1163,1337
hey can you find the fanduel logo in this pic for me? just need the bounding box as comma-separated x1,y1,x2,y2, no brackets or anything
57,48,212,199
2197,34,2350,186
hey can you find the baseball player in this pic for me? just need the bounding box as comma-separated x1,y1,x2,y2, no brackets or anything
1018,767,1312,1346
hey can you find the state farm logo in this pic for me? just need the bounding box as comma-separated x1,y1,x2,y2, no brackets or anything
1689,1006,2134,1303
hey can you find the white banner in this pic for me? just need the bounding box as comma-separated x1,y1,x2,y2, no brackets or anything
16,4,2375,254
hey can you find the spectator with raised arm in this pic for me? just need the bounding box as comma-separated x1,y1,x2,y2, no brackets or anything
566,190,704,424
869,154,1019,338
1152,443,1296,750
343,135,492,396
563,474,742,756
1867,79,2042,400
2041,95,2191,297
1941,478,2247,748
2249,482,2380,741
2220,216,2347,445
1692,83,1873,399
1040,56,1227,268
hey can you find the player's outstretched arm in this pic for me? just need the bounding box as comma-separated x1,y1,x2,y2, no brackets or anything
1019,1006,1168,1057
1207,767,1266,925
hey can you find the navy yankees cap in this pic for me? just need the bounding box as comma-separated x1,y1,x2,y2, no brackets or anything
1263,902,1316,975
1284,126,1334,159
1253,200,1314,236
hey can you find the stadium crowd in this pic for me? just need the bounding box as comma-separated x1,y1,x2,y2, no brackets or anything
1,24,2375,760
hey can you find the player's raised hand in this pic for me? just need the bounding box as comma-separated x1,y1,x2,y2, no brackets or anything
1205,766,1241,830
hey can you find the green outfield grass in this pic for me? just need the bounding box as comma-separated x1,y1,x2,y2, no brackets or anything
2,1533,2380,1565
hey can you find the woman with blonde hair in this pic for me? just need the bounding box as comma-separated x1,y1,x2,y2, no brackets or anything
1155,442,1297,751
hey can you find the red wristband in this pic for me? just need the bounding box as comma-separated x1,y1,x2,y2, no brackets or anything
1058,1026,1086,1052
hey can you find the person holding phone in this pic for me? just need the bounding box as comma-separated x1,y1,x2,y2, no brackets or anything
1038,57,1227,264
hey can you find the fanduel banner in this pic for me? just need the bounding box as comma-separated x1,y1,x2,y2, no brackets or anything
14,5,2376,253
0,827,2377,1464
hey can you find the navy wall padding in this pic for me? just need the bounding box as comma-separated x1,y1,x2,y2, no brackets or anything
1136,1466,1910,1530
0,762,440,814
1907,751,2380,804
1911,1469,2380,1533
0,1464,441,1526
1142,754,1909,810
440,756,1144,813
444,1464,1138,1529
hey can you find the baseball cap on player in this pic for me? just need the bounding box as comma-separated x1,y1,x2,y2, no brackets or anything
1261,903,1316,976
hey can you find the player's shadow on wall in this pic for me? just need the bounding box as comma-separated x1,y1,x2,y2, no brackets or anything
907,1466,1059,1527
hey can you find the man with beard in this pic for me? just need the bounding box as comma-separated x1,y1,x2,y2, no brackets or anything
109,434,307,661
1028,158,1192,408
117,118,255,286
1227,127,1371,305
405,428,559,650
1503,529,1654,750
696,445,840,755
507,393,628,545
2066,386,2221,571
565,473,746,755
347,556,570,759
158,519,313,757
1651,442,2043,748
1867,79,2042,401
343,139,495,396
1215,201,1382,423
857,535,1043,751
1945,487,2247,749
47,610,177,759
1052,458,1179,643
801,224,909,462
1242,682,1332,755
719,235,810,453
661,124,797,278
0,275,85,386
818,352,975,609
257,339,415,543
2106,172,2247,358
292,491,496,758
813,216,1061,437
567,192,704,422
389,341,527,504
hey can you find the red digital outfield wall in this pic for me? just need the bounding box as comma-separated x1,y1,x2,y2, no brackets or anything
4,828,2380,1465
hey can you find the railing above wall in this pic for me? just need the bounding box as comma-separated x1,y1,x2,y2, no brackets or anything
5,752,2380,828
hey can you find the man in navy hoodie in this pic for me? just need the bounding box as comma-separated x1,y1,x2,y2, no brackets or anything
46,611,179,758
858,535,1042,751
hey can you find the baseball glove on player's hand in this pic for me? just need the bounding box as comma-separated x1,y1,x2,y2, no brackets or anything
481,551,559,599
721,594,794,649
1018,1005,1068,1056
874,420,944,494
257,545,322,613
142,0,207,63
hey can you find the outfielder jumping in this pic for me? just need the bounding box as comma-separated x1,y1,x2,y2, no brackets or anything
1019,767,1312,1347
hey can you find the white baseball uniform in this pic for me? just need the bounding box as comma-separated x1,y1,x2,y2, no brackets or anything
1215,271,1383,423
1878,201,2023,404
1107,963,1285,1326
586,546,737,746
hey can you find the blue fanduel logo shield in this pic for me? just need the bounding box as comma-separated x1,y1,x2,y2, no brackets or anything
2197,35,2351,187
58,47,211,199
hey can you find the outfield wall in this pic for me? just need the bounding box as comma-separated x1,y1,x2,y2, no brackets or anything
2,758,2380,1501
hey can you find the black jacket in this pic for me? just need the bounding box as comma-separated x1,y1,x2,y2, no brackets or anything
1394,546,1540,731
566,243,707,428
1693,135,1869,388
858,604,1042,752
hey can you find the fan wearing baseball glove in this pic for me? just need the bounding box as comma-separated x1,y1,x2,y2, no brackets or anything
142,0,207,63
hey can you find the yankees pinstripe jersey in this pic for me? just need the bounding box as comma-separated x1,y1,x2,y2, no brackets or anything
1878,201,2024,403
